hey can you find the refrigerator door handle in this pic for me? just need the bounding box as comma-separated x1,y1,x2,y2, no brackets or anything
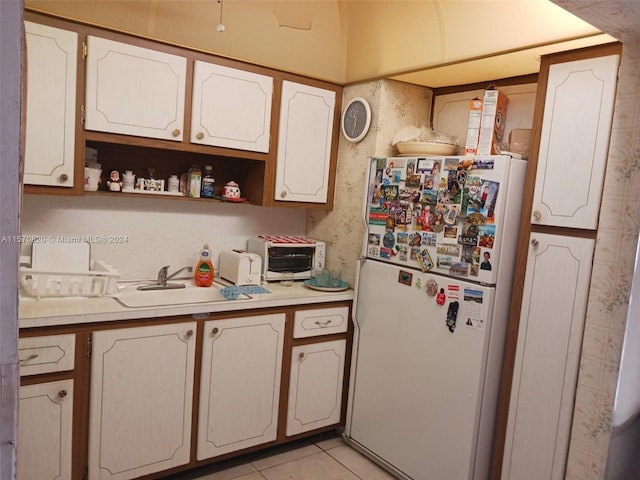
351,257,367,330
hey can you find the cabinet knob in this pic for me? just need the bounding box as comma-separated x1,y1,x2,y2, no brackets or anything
298,352,305,359
186,329,194,338
531,239,539,247
212,327,219,335
533,210,541,220
280,191,287,198
172,129,181,137
196,132,204,140
58,389,67,398
59,173,69,183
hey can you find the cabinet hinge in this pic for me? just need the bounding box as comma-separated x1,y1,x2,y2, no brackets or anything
87,337,92,357
81,105,86,125
82,41,88,61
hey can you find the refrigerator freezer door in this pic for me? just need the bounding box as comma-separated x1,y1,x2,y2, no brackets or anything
363,155,526,285
346,259,497,480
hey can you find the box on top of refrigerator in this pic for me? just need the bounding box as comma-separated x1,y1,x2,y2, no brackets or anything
477,88,509,155
464,98,483,155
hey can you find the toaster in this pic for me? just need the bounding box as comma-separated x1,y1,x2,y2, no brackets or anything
219,250,262,286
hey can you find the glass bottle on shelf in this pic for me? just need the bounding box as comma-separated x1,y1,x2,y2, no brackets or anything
187,165,201,198
201,165,215,198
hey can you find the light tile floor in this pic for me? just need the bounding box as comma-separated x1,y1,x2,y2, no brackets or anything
165,432,397,480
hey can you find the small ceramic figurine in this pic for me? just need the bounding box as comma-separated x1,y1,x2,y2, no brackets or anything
107,170,123,192
222,181,241,199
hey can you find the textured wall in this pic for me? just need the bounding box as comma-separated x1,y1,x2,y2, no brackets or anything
307,79,432,287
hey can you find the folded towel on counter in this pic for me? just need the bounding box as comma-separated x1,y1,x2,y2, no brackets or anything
219,285,270,300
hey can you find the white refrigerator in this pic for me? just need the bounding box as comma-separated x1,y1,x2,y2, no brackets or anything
344,155,527,480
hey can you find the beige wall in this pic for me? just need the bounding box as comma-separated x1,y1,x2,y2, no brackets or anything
307,79,433,286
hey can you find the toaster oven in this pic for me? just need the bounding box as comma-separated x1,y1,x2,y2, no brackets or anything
247,235,325,282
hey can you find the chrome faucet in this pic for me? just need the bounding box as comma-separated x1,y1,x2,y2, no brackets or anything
158,265,193,286
138,265,193,291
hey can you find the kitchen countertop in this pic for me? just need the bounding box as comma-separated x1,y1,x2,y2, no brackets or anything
19,281,354,329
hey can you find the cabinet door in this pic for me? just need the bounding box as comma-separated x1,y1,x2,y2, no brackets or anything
18,380,73,480
286,339,346,436
23,22,77,188
85,36,187,141
532,54,619,229
191,61,272,153
502,233,594,480
197,314,285,460
275,81,336,203
88,322,196,480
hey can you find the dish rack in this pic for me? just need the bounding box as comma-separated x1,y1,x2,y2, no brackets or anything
19,259,121,299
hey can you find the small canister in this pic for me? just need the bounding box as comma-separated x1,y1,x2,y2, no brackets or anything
122,171,135,190
168,175,179,193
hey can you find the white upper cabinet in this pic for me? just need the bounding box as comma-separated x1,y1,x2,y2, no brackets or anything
191,61,273,152
24,21,77,187
84,36,187,141
275,80,336,204
532,54,619,229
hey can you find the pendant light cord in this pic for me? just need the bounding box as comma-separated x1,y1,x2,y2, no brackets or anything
217,0,225,32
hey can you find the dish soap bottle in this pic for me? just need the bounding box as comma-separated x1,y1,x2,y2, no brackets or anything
195,244,214,287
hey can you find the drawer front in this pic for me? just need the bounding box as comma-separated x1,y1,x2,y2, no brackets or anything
19,334,75,376
293,306,349,338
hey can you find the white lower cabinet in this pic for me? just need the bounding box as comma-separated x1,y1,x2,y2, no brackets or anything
197,314,285,460
88,322,196,480
502,233,595,480
18,380,74,480
286,339,346,436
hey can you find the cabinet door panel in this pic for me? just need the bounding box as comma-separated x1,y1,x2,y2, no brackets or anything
502,233,594,480
275,81,335,203
24,22,77,187
286,339,346,436
18,380,73,480
197,314,285,460
85,36,186,141
532,54,619,229
88,322,196,480
191,61,272,152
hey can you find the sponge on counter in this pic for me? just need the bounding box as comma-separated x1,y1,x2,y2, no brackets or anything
219,285,270,300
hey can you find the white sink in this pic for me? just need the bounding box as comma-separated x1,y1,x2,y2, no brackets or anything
112,280,232,308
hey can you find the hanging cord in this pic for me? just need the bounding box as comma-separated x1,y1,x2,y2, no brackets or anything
216,0,225,32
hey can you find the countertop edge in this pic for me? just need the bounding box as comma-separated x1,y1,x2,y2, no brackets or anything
19,284,355,329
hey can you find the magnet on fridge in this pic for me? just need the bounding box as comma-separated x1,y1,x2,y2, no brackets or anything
436,288,446,305
398,270,413,286
446,301,459,333
425,279,438,296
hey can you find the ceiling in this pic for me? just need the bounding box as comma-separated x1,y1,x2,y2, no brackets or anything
389,32,616,88
24,1,620,90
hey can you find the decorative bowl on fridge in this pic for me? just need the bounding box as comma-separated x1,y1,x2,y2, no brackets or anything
396,141,458,156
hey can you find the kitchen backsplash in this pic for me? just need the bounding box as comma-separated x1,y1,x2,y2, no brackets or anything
21,194,306,281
